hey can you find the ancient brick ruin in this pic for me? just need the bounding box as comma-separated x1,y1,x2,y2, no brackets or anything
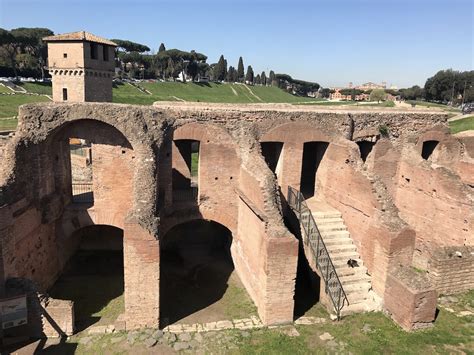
0,101,472,336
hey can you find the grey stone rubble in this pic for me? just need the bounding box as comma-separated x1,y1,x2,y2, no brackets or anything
162,316,326,333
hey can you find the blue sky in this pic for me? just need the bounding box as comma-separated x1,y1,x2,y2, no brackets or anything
1,0,472,88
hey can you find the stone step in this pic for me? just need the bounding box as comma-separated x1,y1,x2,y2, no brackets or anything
343,281,371,293
333,257,364,269
313,217,344,225
339,273,371,285
318,224,347,232
312,211,342,219
318,228,351,242
323,234,352,244
346,290,370,304
325,243,357,253
339,302,371,317
331,251,361,262
336,266,368,277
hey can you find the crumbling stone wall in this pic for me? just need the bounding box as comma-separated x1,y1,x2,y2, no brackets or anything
0,102,468,332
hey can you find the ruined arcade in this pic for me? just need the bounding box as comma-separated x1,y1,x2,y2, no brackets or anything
0,99,472,336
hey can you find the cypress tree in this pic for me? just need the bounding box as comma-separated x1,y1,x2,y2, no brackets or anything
261,71,267,86
158,43,166,53
237,57,244,82
255,74,261,85
215,55,226,81
269,70,276,86
245,65,254,84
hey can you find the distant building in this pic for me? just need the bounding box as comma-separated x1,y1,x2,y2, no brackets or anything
43,31,117,102
357,81,387,90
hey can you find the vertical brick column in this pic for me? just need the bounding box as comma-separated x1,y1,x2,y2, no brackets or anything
123,220,159,329
261,233,298,325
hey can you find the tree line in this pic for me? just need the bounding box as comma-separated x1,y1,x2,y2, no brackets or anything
0,27,320,97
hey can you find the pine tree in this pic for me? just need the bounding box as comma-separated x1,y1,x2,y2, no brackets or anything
158,43,166,53
237,57,244,82
245,65,254,84
261,71,267,86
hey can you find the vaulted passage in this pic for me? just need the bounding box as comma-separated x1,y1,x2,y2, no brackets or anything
357,140,375,163
300,142,329,198
421,140,439,160
160,220,256,327
48,225,124,332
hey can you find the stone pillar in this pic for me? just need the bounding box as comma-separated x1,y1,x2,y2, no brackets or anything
260,233,298,325
384,266,437,331
123,220,159,329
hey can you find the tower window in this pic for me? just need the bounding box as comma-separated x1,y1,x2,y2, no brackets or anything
90,43,98,60
103,45,109,61
62,88,68,101
63,53,67,58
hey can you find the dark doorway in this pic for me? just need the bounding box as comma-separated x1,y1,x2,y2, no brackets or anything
261,142,283,174
172,139,200,203
160,220,243,327
300,142,329,198
48,225,124,332
357,140,376,163
283,215,320,319
421,140,439,160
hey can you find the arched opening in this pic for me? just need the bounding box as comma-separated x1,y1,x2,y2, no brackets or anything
357,140,376,163
261,141,283,175
300,142,329,198
48,225,124,332
160,220,256,327
172,139,200,203
421,140,439,160
50,119,134,214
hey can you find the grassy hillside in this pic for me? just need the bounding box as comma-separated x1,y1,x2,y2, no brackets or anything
450,115,474,134
114,81,320,104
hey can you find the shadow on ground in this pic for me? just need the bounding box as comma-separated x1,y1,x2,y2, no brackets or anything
48,250,125,332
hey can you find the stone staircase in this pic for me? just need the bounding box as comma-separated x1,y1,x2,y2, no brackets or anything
311,208,381,316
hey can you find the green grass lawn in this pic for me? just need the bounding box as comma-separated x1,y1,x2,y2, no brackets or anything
0,84,12,93
450,115,474,134
17,81,53,95
407,100,460,112
138,82,321,104
0,118,18,130
0,94,50,118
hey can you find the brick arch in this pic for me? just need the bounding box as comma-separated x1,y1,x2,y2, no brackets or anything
160,214,235,241
173,121,237,147
261,122,332,144
159,206,237,238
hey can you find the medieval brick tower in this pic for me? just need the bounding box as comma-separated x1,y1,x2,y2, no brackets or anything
43,31,116,102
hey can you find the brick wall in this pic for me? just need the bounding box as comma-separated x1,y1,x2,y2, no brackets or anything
427,246,474,294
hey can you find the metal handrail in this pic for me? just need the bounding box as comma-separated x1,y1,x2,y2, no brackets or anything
287,186,349,319
72,182,94,203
